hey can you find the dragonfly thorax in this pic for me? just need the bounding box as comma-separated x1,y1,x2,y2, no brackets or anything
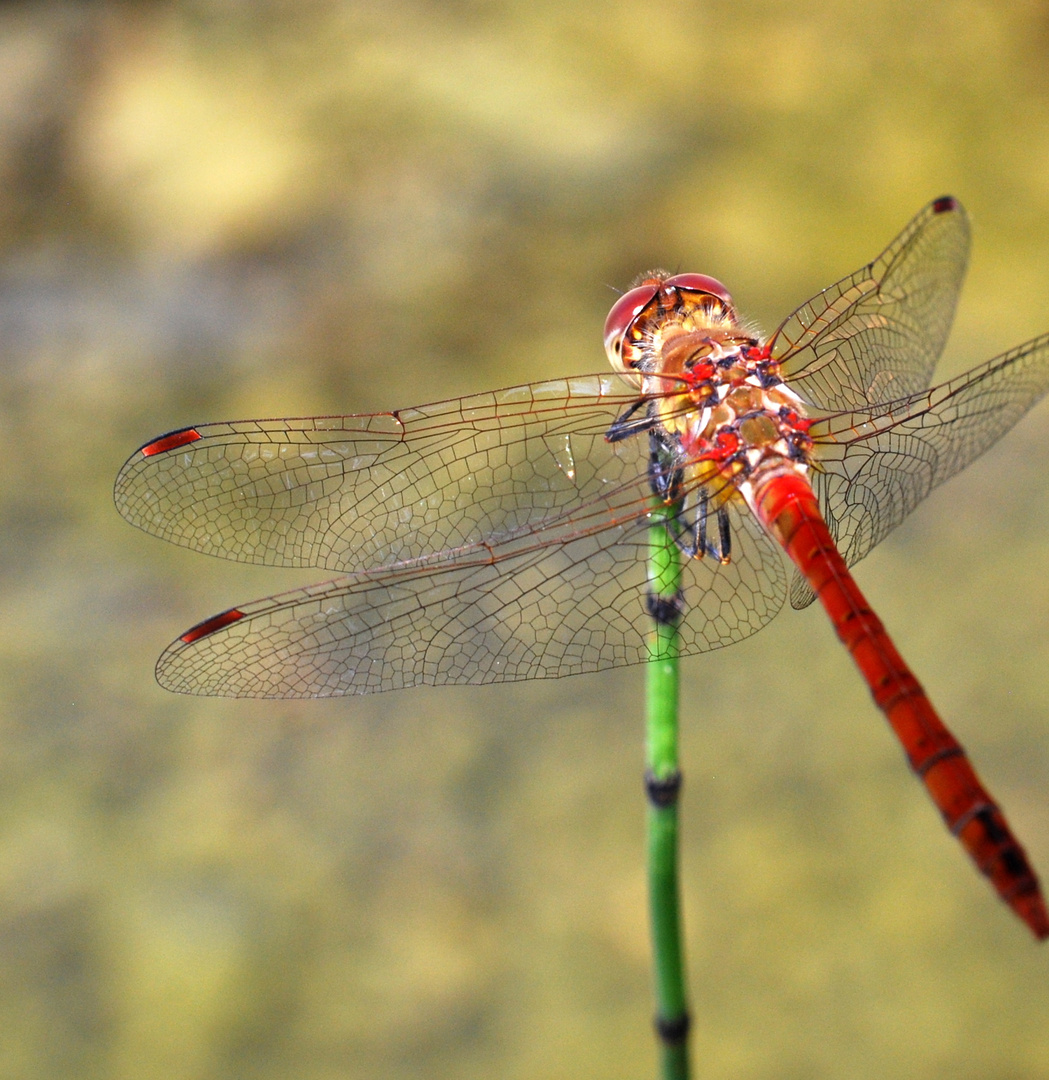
604,272,818,565
677,362,815,473
609,272,816,486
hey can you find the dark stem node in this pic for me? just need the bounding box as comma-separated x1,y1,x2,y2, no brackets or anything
646,589,685,625
645,768,682,807
655,1011,691,1046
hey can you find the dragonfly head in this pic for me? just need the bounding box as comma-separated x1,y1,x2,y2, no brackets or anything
604,272,737,384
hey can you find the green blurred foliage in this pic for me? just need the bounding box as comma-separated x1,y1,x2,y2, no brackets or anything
1,1,1049,1077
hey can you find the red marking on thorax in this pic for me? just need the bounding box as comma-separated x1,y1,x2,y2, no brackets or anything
780,409,813,433
694,430,741,462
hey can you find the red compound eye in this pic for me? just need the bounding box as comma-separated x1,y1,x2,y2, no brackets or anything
603,283,658,370
663,273,734,308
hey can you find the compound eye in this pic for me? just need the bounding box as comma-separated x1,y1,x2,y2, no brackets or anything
603,283,658,370
663,273,734,309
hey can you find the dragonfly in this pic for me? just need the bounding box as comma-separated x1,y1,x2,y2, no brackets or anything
116,196,1049,939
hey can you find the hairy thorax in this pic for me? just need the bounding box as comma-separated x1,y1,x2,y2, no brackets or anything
612,276,816,514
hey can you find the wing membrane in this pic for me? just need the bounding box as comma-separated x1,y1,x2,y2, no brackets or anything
115,375,646,572
791,331,1049,607
771,197,970,411
157,497,787,697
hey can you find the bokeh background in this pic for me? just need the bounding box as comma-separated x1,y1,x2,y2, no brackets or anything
2,2,1049,1078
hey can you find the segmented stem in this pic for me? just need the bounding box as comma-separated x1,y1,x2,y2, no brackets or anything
646,500,690,1078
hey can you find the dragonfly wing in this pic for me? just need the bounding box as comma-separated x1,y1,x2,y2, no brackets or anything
115,376,645,572
791,331,1049,609
770,197,970,411
156,497,787,697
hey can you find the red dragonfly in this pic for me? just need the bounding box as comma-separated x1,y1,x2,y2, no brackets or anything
116,197,1049,938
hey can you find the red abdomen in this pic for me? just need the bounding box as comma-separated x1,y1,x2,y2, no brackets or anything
752,469,1048,940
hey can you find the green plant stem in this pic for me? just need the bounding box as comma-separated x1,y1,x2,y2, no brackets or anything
646,502,689,1080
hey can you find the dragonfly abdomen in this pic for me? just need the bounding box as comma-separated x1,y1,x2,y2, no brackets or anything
750,468,1049,940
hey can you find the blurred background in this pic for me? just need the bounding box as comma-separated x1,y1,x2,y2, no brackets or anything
2,1,1049,1077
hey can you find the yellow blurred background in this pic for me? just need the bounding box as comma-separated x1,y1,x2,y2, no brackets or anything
2,2,1048,1077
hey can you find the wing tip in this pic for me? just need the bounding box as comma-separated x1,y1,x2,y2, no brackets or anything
155,607,247,695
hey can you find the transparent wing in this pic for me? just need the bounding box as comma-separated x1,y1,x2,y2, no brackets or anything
115,375,657,572
790,331,1049,608
156,496,787,697
770,197,970,411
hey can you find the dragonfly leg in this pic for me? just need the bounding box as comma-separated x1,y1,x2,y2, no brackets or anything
647,430,682,502
717,505,732,564
686,488,732,563
694,490,708,558
647,431,700,557
607,398,659,443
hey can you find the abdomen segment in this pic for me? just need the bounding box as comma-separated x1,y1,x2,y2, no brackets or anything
752,469,1048,940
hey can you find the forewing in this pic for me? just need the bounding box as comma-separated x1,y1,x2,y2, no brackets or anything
791,331,1049,608
156,497,787,697
115,376,642,572
770,197,970,411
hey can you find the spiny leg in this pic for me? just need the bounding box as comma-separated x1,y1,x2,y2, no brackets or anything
716,505,732,564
